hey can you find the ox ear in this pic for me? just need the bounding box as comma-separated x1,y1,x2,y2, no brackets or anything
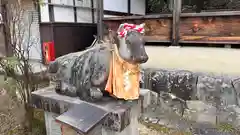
138,23,145,35
139,23,145,28
117,23,124,33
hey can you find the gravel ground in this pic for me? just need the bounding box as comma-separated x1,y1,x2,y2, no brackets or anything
143,46,240,75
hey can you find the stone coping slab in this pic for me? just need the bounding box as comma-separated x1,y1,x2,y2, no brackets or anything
31,86,143,133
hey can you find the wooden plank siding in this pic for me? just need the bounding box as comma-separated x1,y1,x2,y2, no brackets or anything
104,19,172,42
179,16,240,44
104,13,240,44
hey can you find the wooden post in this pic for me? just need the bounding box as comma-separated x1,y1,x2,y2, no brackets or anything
97,0,104,42
91,0,95,23
171,0,181,46
48,0,54,22
127,0,131,15
73,0,77,23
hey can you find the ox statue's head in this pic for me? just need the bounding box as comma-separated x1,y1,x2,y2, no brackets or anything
115,23,149,64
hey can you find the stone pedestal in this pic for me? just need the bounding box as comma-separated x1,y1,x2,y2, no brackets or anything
31,87,151,135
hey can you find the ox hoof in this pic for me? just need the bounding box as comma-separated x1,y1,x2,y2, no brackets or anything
78,88,103,102
90,88,103,99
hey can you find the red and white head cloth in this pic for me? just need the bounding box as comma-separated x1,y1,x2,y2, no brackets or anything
117,23,145,38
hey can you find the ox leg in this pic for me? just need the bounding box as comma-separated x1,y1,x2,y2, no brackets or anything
55,80,62,94
77,73,103,102
55,80,78,97
89,87,103,100
78,87,103,102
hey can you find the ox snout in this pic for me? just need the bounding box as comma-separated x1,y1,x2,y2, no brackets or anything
136,54,148,64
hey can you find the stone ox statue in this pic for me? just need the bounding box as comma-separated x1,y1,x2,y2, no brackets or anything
48,23,149,102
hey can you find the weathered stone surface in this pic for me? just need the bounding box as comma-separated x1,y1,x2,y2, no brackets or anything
185,100,217,124
139,68,240,133
48,26,149,102
102,100,140,135
231,77,240,106
196,74,237,107
49,45,112,101
31,86,74,114
31,87,143,133
139,89,158,113
143,69,198,115
102,104,131,132
149,69,198,101
35,65,240,134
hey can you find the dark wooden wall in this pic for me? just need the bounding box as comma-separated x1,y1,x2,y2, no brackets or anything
40,23,97,58
104,14,240,44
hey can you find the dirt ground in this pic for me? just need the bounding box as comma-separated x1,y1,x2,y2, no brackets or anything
0,75,25,135
0,75,45,135
139,124,163,135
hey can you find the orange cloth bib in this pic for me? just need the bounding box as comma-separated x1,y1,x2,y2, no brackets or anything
105,44,140,100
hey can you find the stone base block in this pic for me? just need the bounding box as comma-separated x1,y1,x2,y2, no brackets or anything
31,87,149,135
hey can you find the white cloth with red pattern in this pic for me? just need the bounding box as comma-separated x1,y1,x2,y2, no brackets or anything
117,23,145,38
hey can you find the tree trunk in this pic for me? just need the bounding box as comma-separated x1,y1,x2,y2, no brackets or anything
23,104,34,135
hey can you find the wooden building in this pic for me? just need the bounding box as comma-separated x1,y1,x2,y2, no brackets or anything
38,0,145,59
2,0,240,61
104,0,240,47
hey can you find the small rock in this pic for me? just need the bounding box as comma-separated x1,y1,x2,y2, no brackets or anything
149,117,159,124
158,119,170,126
151,119,159,124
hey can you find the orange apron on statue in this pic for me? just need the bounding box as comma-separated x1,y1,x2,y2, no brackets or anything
105,44,140,100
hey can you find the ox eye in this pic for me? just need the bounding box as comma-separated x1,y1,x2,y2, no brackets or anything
125,40,131,49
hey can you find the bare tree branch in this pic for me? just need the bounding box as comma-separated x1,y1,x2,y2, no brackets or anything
0,0,46,133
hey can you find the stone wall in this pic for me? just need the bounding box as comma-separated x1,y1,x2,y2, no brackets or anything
139,68,240,134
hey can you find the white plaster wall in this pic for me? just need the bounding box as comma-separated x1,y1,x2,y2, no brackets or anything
103,0,128,13
131,0,145,15
75,0,96,23
39,0,146,22
75,0,93,8
76,9,92,23
22,0,42,60
40,0,49,22
54,7,75,22
51,0,75,22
